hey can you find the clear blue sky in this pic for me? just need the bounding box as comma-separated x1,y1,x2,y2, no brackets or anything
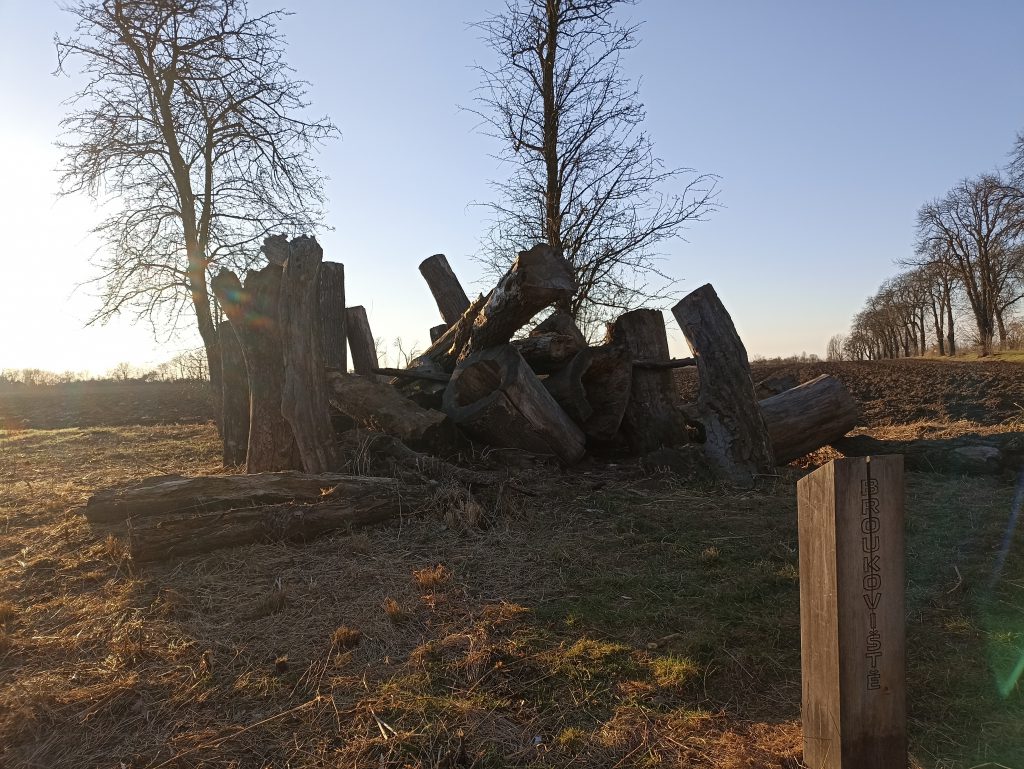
1,0,1022,373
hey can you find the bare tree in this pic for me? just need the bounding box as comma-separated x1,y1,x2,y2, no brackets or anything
470,0,719,336
826,334,846,361
55,0,338,385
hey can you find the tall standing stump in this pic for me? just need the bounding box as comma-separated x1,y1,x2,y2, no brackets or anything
797,456,906,769
319,261,347,372
345,305,381,377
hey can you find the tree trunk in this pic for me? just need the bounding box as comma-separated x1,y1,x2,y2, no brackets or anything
279,236,340,473
218,320,249,467
319,261,347,371
542,349,594,424
458,243,575,361
511,332,584,373
443,344,585,463
672,285,774,484
419,253,471,325
606,308,687,453
211,266,301,473
759,375,858,464
832,433,1023,476
345,306,380,375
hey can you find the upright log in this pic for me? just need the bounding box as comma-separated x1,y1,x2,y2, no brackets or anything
459,244,575,361
345,306,380,376
798,456,906,769
212,265,301,473
606,309,687,453
673,285,773,484
279,237,339,474
760,375,858,464
419,253,471,325
443,344,586,463
580,344,633,442
542,349,594,424
319,261,347,371
218,320,249,467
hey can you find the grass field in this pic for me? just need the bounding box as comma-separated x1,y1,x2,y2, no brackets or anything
1,411,1022,767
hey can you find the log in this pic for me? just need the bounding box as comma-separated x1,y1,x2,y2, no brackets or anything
319,261,347,372
326,371,462,454
406,292,490,377
279,236,340,473
459,244,575,361
429,324,447,343
85,471,364,523
754,372,797,400
606,309,687,453
512,332,584,374
580,344,633,442
419,254,471,325
831,432,1024,476
261,233,290,267
218,320,249,467
673,285,773,484
212,266,301,473
345,306,380,376
542,349,594,424
531,310,587,347
122,477,427,562
373,367,451,383
443,344,586,463
634,357,696,370
759,374,858,464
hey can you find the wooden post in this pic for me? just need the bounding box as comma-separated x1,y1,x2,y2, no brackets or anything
319,261,346,371
419,253,471,325
345,305,380,376
218,320,249,467
797,456,906,769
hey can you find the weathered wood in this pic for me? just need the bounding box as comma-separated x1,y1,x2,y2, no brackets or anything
326,371,461,454
606,309,687,453
760,375,858,464
85,471,362,523
580,343,633,442
633,357,696,370
832,432,1024,476
429,324,447,343
406,292,490,376
261,233,290,267
373,367,451,384
512,332,584,373
459,244,575,361
122,477,428,562
345,306,380,376
218,320,249,467
419,253,471,325
279,236,340,473
672,285,773,484
443,344,586,463
212,266,301,473
319,261,347,372
542,349,594,424
798,456,906,769
531,310,587,347
755,372,798,400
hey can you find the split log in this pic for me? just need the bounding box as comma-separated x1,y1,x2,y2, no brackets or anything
218,320,249,467
419,254,471,325
673,285,774,484
606,309,688,453
512,332,584,374
531,310,587,347
443,344,586,463
85,471,362,523
459,244,575,361
542,349,594,424
759,374,858,464
326,371,462,454
212,265,301,473
279,236,339,473
123,477,428,562
580,344,633,442
345,306,380,376
319,261,347,372
832,432,1024,476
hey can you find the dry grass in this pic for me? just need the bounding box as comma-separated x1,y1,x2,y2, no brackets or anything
1,420,1021,768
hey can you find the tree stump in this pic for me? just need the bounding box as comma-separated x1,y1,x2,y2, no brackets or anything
218,320,249,467
443,344,586,463
345,305,380,376
319,261,346,371
672,285,773,484
419,253,471,325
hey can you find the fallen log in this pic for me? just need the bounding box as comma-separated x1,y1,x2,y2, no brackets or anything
759,374,858,464
124,477,428,562
326,370,461,454
512,332,584,373
443,344,586,463
531,310,587,347
218,320,249,467
419,253,471,325
542,349,594,424
754,373,797,400
279,236,340,473
673,285,773,484
212,264,301,473
459,244,575,361
634,357,696,370
831,432,1024,476
345,306,380,376
319,261,347,372
373,367,451,383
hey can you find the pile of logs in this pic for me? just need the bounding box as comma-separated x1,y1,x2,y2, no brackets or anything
86,236,865,561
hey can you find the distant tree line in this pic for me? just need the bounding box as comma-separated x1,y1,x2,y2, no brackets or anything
0,348,210,386
830,134,1024,361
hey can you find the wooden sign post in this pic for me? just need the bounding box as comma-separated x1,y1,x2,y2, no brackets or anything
797,456,907,769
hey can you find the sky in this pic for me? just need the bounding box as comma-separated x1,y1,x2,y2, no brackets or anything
1,0,1023,375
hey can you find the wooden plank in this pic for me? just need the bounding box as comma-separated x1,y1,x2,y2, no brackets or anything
797,456,906,769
